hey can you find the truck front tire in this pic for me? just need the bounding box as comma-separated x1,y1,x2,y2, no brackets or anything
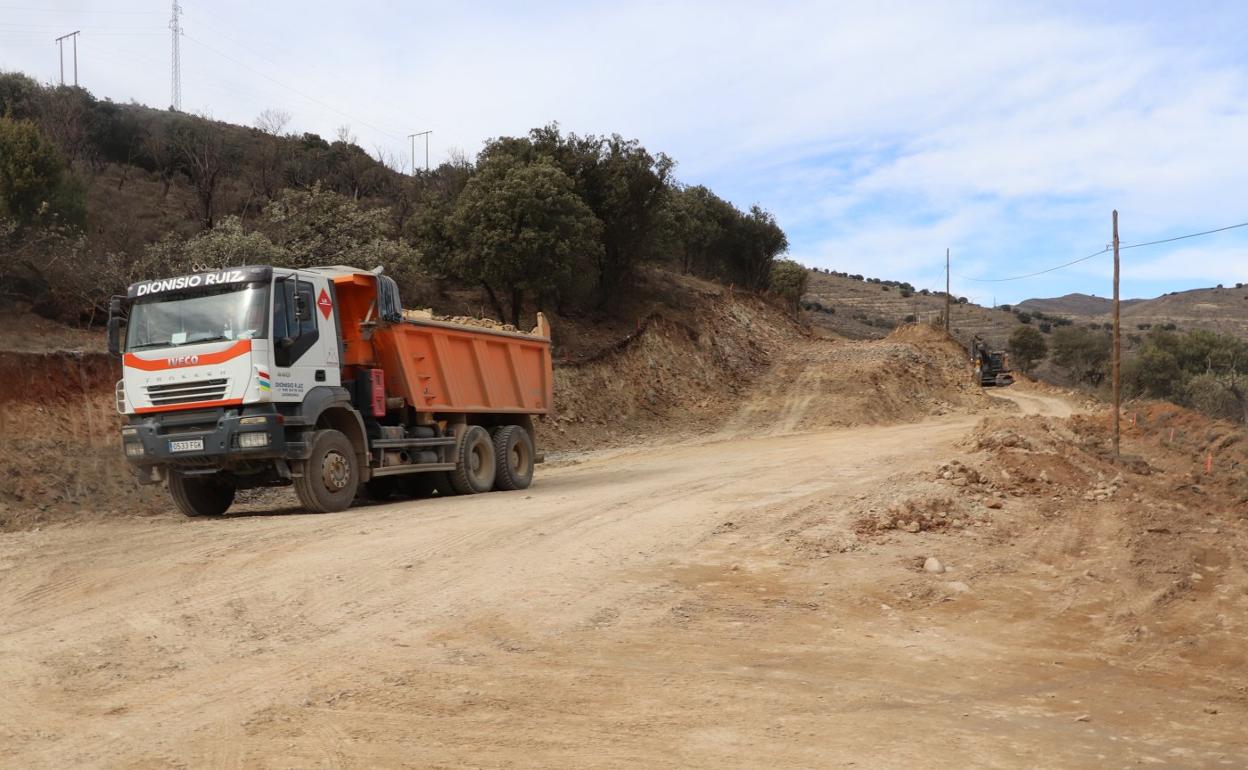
168,472,235,517
450,425,496,494
492,425,534,491
294,429,360,513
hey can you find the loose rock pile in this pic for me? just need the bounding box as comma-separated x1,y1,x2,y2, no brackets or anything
937,460,986,487
401,308,523,334
855,495,975,533
1083,474,1124,502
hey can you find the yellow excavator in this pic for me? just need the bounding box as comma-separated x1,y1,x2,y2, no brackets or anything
970,336,1014,387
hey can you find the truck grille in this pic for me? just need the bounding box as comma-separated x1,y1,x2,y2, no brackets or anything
146,378,229,406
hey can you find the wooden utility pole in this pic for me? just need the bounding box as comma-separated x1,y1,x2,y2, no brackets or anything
945,247,951,334
1112,210,1121,457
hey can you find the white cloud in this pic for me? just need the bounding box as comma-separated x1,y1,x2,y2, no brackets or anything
3,1,1246,301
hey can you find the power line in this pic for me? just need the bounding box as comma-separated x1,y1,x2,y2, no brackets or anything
181,32,406,143
186,13,412,135
0,22,161,29
1119,221,1248,251
0,5,161,13
958,218,1248,283
957,248,1108,283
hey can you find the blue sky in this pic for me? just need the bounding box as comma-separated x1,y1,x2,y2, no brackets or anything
3,1,1247,304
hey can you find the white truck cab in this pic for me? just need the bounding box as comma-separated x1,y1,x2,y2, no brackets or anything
112,265,377,516
119,266,341,415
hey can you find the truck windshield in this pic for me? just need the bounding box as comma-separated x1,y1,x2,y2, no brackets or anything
126,283,269,351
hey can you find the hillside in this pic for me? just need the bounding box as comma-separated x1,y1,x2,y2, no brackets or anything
1022,286,1248,337
802,269,1025,349
0,71,788,331
806,269,1248,366
1017,293,1122,316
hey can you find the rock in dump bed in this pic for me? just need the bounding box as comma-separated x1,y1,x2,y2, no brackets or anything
400,308,540,336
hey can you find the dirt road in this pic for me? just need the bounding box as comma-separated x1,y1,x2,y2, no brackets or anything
2,391,1244,768
987,385,1075,417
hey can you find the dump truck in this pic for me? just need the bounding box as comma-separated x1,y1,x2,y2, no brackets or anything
970,335,1014,387
107,265,553,517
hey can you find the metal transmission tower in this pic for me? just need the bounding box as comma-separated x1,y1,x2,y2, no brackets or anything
408,131,432,174
54,31,80,87
169,1,183,110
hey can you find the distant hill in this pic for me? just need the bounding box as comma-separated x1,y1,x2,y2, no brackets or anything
1020,286,1248,337
1017,293,1143,316
803,271,1248,356
802,270,1025,349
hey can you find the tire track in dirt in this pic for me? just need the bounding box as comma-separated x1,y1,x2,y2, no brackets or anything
986,387,1075,417
0,415,978,767
8,382,1245,768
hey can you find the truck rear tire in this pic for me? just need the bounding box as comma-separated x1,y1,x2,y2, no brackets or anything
168,472,235,517
450,425,495,494
492,425,534,491
294,429,360,513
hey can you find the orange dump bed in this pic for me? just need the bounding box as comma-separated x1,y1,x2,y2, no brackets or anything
370,318,553,415
331,271,553,415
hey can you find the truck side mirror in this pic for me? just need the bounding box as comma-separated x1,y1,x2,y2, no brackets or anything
294,293,310,322
107,295,123,358
281,279,303,339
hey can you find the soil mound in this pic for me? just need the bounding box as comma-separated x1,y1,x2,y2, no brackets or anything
950,410,1247,660
542,300,985,450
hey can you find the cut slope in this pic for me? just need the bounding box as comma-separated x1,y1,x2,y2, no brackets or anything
544,277,984,452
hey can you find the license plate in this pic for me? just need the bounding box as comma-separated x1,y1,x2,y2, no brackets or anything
169,439,204,453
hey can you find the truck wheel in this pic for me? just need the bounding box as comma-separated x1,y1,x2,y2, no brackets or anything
294,429,360,513
492,425,534,491
168,472,235,517
450,425,495,494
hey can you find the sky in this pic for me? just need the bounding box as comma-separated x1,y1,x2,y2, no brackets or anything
2,0,1247,305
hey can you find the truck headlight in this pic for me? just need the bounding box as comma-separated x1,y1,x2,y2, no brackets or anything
124,441,145,457
238,416,269,426
238,432,270,448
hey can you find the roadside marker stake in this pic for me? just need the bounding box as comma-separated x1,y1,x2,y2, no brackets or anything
1168,427,1175,443
1205,452,1213,475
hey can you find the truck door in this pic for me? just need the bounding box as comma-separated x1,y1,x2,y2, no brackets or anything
270,273,340,402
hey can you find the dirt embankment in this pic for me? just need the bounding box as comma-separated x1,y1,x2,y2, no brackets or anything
0,351,168,531
544,289,986,451
837,400,1248,680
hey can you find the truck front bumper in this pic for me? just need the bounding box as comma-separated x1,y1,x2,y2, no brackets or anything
121,405,287,472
